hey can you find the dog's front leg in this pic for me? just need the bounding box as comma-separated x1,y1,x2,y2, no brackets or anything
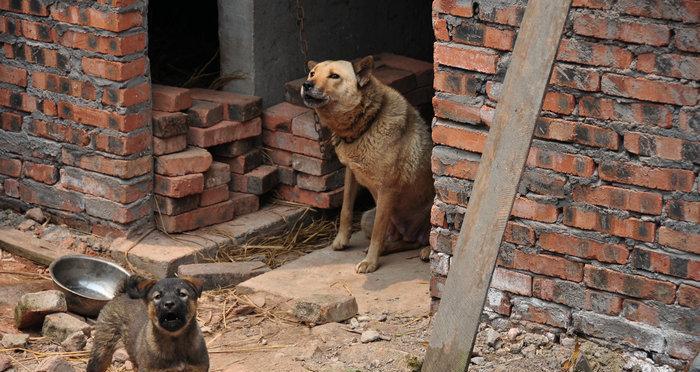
330,169,358,250
356,190,396,273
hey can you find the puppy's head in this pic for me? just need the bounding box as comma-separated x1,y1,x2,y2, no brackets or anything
126,275,204,335
301,56,374,110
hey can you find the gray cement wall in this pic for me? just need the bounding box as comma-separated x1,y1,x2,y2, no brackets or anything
218,0,433,107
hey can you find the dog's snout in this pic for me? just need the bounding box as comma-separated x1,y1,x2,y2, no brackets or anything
163,300,175,310
302,80,314,90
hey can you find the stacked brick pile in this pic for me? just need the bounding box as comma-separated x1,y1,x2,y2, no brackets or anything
262,53,434,209
430,0,699,367
151,85,266,233
0,0,152,237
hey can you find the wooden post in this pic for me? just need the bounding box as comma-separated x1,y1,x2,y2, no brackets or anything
421,1,571,371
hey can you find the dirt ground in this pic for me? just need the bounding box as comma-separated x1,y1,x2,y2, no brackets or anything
0,208,683,372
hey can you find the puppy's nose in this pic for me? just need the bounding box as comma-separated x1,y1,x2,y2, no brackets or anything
163,300,175,310
302,81,314,90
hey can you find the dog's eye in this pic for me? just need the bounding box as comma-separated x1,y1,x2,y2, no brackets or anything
179,291,188,298
329,73,340,79
153,292,161,300
309,71,315,77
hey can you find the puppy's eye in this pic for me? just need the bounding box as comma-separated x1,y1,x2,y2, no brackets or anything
153,292,161,300
329,73,340,79
179,291,188,298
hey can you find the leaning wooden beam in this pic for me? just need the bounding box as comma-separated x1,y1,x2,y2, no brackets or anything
421,1,572,371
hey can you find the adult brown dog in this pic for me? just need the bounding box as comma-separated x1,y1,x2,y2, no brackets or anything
302,56,434,273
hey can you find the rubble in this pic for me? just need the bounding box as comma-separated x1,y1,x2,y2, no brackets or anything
25,207,47,223
14,290,68,329
0,333,29,349
34,357,75,372
61,331,87,352
42,313,92,343
292,293,358,325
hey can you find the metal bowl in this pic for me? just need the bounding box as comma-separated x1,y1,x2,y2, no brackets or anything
49,255,131,317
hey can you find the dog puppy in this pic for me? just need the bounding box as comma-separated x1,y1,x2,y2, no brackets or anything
302,56,434,273
87,275,209,372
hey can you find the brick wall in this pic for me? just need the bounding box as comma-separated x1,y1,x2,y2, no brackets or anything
430,0,699,365
0,0,152,237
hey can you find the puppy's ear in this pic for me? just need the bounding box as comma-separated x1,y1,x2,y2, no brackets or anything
353,56,374,87
125,275,156,299
181,276,205,298
307,60,318,70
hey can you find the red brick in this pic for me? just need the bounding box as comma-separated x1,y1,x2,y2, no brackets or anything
261,130,333,159
230,165,278,195
434,43,498,74
152,111,189,138
491,268,531,296
0,0,50,15
262,102,309,132
637,53,700,81
0,158,22,177
189,89,262,122
154,194,200,216
601,74,697,106
678,108,697,134
212,139,257,159
532,277,623,316
504,250,584,282
658,226,700,255
431,145,480,180
434,70,481,96
20,19,56,42
571,0,610,9
478,4,524,26
218,149,263,174
433,0,473,17
677,284,699,308
85,197,150,224
158,200,234,233
534,117,618,150
598,160,695,192
200,184,230,207
60,167,151,203
276,185,343,209
573,185,662,215
430,204,447,228
542,91,575,114
539,231,629,264
96,0,139,6
265,148,293,167
624,132,698,163
291,110,330,141
23,162,57,184
432,119,486,153
511,197,558,223
51,5,142,32
433,96,481,124
618,0,699,23
0,64,27,86
60,30,146,56
188,118,261,148
230,192,259,217
203,162,230,189
188,100,224,128
563,205,656,242
485,289,512,316
291,153,343,176
526,147,595,177
154,173,204,198
377,53,433,87
152,84,192,112
675,27,700,52
102,82,150,107
58,101,147,132
557,38,633,69
153,135,186,156
0,111,22,132
521,168,567,198
82,57,146,82
0,88,37,112
93,130,150,156
32,72,96,100
26,120,90,147
3,42,68,69
665,199,700,224
549,64,600,92
573,14,670,46
632,247,699,280
433,16,449,41
155,147,212,177
19,180,84,213
583,265,676,304
3,178,19,198
578,96,673,128
61,148,151,179
504,221,535,246
452,21,515,51
277,166,296,186
297,168,344,192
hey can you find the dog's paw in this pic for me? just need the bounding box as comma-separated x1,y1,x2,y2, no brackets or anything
419,247,431,262
355,259,379,274
330,235,349,251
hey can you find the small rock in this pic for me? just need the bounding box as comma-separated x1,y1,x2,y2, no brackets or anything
491,318,510,331
0,354,12,371
42,313,92,343
521,344,536,355
123,361,134,370
471,357,486,365
523,333,548,347
112,348,129,363
25,207,46,223
349,317,360,329
292,341,320,361
507,327,521,340
510,341,524,353
201,326,212,334
560,337,575,347
60,331,87,352
292,294,358,325
546,332,556,342
484,328,500,347
17,219,36,231
34,356,75,372
571,352,592,372
357,315,370,322
57,237,76,250
1,333,29,349
360,330,381,343
379,334,392,341
84,337,94,352
376,314,387,322
14,290,67,329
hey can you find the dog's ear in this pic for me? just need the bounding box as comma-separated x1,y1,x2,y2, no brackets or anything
353,56,374,87
181,276,205,298
307,60,318,71
125,275,156,299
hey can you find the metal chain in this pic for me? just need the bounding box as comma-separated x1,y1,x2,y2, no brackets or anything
295,0,311,73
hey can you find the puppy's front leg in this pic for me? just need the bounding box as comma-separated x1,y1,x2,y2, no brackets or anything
356,190,396,273
330,169,358,251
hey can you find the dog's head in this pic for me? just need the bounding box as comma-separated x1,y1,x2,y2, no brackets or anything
126,275,204,335
301,56,374,110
